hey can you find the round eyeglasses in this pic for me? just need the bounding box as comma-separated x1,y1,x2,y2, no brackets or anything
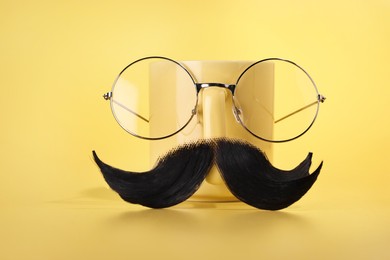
103,56,325,142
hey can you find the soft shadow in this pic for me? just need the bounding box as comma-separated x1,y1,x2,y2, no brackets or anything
103,202,312,238
176,200,254,210
50,187,313,236
47,187,120,205
77,187,119,200
103,208,204,235
222,209,311,234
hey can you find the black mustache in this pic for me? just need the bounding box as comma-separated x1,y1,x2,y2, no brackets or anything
92,139,323,210
92,142,214,209
215,139,322,210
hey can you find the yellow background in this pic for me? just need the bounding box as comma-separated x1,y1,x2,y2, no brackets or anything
1,0,390,259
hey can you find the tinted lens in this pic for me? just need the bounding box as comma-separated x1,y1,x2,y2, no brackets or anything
235,59,319,142
110,57,197,139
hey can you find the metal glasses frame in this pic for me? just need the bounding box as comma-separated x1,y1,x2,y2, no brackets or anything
104,56,325,142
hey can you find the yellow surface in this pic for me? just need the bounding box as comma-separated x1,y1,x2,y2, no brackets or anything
1,0,390,259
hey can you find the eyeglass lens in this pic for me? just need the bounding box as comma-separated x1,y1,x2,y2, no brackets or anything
234,59,319,142
110,57,197,139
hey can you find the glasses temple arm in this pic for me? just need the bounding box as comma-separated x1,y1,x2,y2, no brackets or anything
103,92,150,123
274,94,326,124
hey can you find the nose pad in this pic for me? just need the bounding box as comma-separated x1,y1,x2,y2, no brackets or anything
232,106,242,123
231,96,243,123
201,87,227,185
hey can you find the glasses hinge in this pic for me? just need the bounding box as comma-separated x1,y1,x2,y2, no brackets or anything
103,92,112,100
318,94,326,103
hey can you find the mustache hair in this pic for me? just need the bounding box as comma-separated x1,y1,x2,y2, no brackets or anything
214,139,322,210
93,139,323,210
92,141,214,209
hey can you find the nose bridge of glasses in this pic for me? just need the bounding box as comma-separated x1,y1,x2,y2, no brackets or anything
196,83,241,123
195,83,236,94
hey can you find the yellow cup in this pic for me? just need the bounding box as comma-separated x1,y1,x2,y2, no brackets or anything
150,61,274,201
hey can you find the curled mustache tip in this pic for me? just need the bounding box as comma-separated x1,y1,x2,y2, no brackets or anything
92,150,105,169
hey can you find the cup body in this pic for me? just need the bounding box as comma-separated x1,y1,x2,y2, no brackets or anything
150,61,274,201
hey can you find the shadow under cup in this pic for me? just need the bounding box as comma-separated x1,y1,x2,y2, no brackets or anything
149,61,274,202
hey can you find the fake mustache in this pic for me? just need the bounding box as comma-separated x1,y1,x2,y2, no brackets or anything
92,139,323,210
